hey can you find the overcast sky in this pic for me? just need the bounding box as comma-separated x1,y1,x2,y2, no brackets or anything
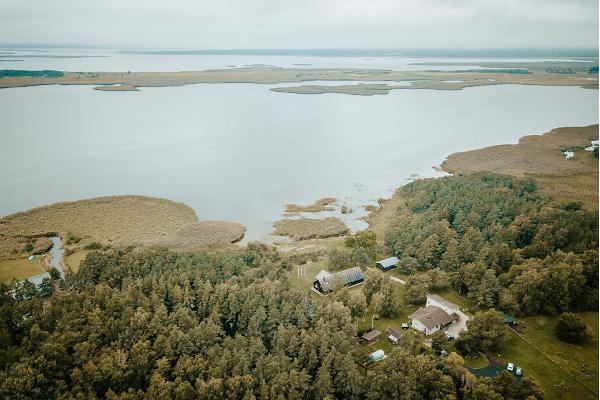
0,0,597,49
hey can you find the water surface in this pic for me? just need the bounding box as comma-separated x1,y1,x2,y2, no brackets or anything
0,82,597,240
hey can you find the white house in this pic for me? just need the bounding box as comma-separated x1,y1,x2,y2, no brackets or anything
409,305,455,335
409,294,465,335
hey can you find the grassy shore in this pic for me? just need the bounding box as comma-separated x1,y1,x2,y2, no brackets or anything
273,217,349,240
285,197,337,213
0,195,247,262
441,124,599,209
0,65,596,93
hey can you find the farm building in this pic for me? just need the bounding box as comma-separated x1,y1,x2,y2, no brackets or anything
376,256,400,271
315,270,331,281
313,266,364,294
409,305,455,335
362,330,381,345
386,327,402,344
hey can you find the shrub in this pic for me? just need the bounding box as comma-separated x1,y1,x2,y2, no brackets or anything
555,312,587,344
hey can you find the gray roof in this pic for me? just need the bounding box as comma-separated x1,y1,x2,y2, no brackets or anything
409,305,454,330
315,270,331,281
317,266,364,292
377,256,400,268
362,330,381,341
386,327,402,339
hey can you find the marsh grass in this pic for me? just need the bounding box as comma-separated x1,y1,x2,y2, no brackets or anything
0,195,198,259
285,197,337,213
273,217,349,240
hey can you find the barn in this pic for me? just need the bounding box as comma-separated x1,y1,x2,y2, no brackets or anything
313,266,364,294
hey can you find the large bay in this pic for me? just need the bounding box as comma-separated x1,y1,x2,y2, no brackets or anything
0,80,597,240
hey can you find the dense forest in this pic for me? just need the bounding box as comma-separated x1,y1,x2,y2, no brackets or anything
0,172,594,398
386,172,598,315
1,243,543,399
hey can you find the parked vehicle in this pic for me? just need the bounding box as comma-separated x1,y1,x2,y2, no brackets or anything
515,367,522,376
507,363,514,372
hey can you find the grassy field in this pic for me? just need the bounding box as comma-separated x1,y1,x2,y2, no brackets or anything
0,256,46,283
499,325,596,400
64,250,90,273
463,352,488,368
501,313,599,399
355,283,420,357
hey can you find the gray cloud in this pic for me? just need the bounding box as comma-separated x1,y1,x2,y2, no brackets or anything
0,0,597,48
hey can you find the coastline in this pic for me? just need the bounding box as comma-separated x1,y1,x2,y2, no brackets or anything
0,65,597,94
0,195,246,263
440,124,599,209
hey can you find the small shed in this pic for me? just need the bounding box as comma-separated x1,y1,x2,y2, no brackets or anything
376,256,400,271
502,312,516,326
362,329,381,345
386,327,402,344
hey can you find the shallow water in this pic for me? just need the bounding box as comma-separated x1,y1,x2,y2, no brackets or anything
0,82,597,241
0,48,592,72
23,236,63,286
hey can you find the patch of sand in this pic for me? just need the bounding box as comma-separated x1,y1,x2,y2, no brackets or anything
273,217,349,240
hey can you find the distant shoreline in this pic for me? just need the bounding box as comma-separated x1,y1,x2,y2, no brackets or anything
0,64,597,94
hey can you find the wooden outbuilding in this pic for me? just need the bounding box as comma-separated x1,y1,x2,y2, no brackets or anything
386,327,402,344
361,329,381,345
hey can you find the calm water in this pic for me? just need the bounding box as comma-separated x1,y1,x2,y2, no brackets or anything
0,81,597,241
0,48,593,72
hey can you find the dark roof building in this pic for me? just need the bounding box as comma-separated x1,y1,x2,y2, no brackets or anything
376,256,400,271
362,329,381,345
386,327,402,344
313,266,364,294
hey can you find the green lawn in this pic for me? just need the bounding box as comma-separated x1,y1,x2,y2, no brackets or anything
498,325,596,400
431,288,473,313
0,256,46,283
64,250,90,273
463,352,488,368
355,284,420,357
500,313,598,400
